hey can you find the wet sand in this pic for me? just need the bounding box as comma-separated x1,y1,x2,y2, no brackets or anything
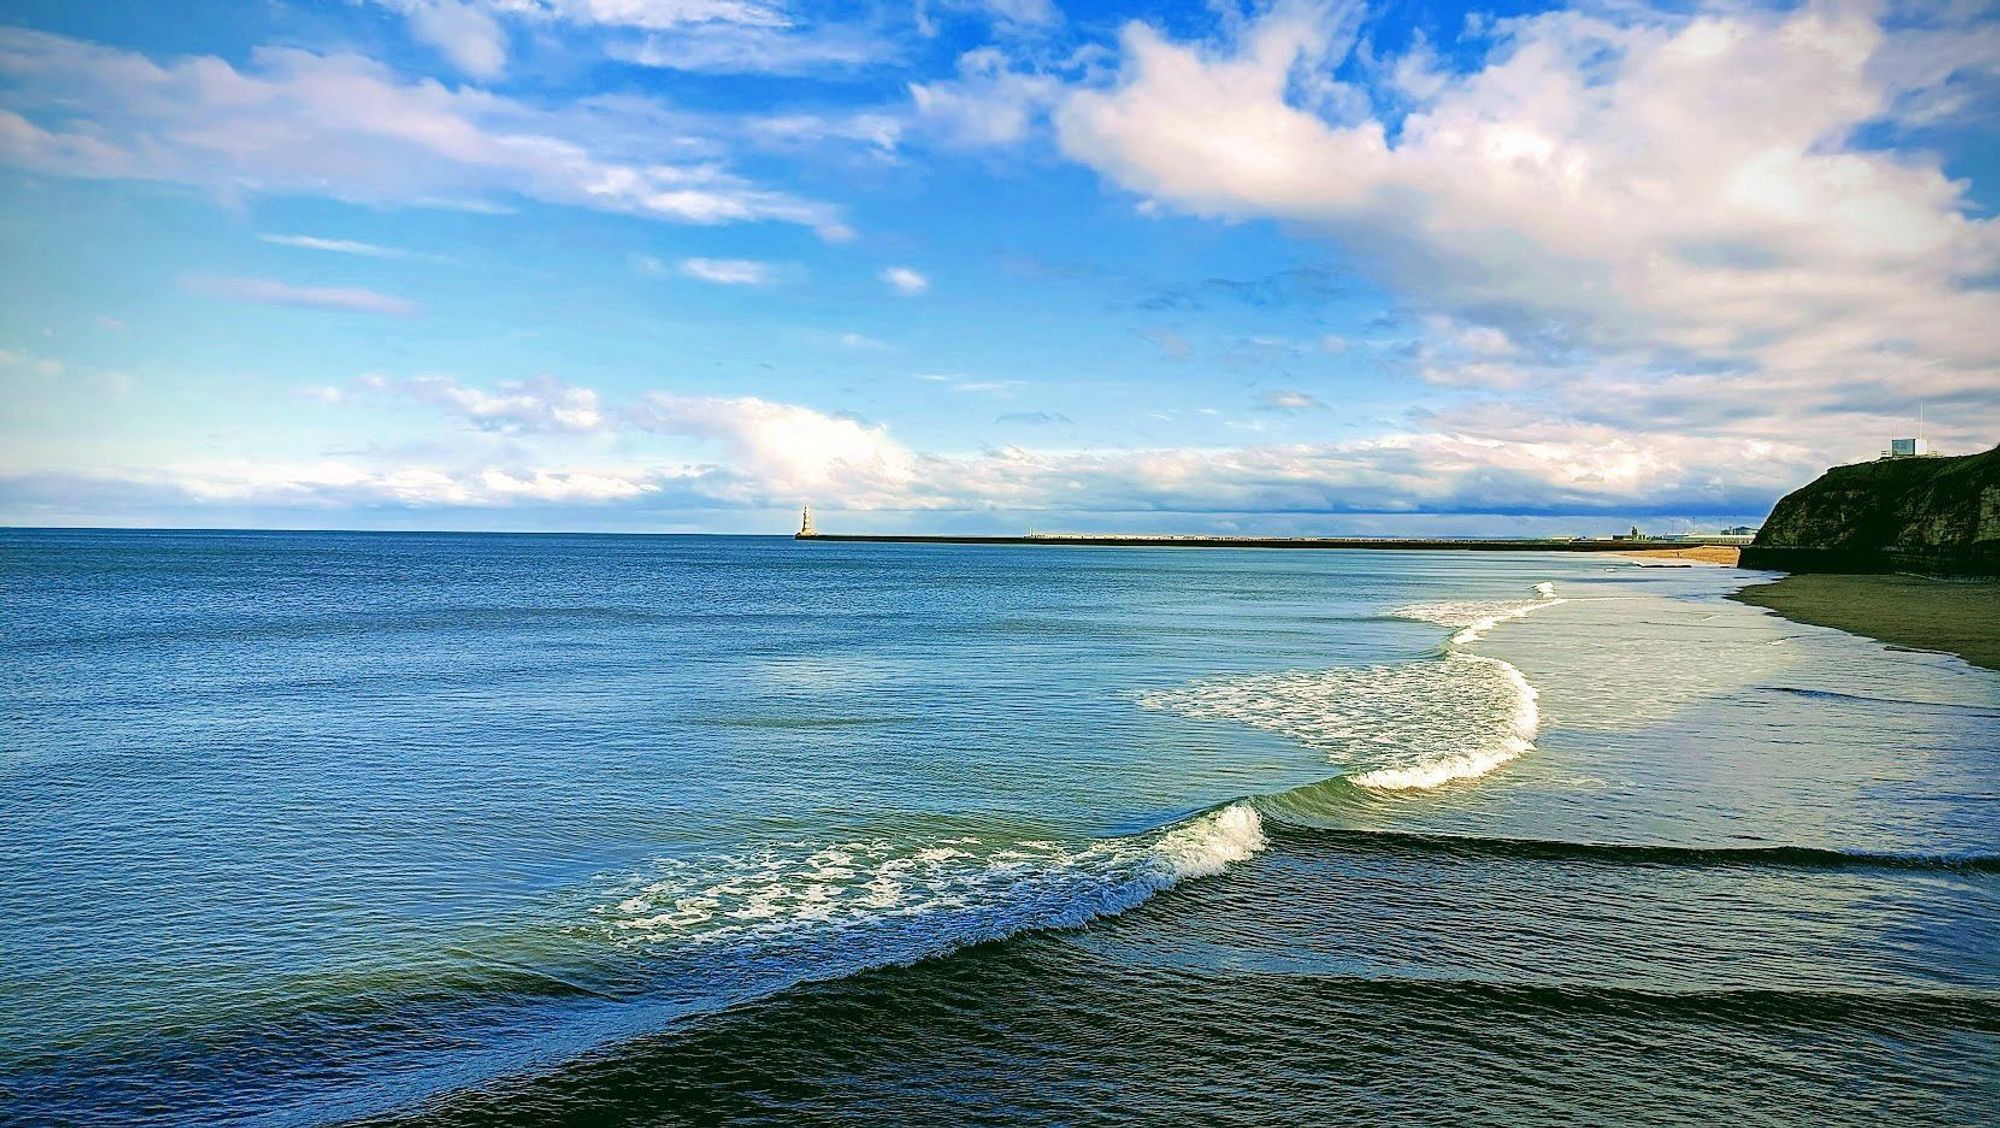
1731,573,2000,671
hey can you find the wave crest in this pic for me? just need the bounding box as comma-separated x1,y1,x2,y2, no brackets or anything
599,804,1266,957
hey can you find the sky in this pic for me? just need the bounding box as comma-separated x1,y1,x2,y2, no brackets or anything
0,0,1995,535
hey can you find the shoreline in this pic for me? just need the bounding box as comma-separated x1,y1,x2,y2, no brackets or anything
1730,573,2000,671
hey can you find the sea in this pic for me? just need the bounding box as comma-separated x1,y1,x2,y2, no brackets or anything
3,528,1996,1126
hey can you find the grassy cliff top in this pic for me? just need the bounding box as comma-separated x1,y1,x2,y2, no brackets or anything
1755,445,2000,550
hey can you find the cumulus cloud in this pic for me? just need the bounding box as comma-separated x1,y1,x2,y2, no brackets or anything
628,391,919,501
1055,0,2000,444
14,372,1823,521
186,276,420,317
880,266,930,294
0,28,846,236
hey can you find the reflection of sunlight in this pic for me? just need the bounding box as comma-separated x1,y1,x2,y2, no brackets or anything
749,654,906,691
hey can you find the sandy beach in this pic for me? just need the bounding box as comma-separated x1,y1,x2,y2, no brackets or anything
1616,546,1742,565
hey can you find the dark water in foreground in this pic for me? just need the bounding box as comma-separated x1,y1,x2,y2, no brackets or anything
2,530,1995,1125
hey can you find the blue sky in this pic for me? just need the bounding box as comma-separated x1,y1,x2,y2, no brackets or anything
1,0,1995,533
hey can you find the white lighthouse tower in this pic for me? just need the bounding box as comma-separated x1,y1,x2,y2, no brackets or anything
797,505,817,538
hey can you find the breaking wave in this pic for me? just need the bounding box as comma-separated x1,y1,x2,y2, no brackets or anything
598,804,1265,965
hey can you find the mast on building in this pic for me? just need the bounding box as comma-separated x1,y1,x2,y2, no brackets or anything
797,505,817,538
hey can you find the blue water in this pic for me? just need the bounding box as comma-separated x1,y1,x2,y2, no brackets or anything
2,530,1996,1125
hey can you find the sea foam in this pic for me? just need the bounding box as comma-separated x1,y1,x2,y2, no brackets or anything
599,804,1267,956
1139,583,1562,792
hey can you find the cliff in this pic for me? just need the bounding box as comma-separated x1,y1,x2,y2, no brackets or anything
1742,445,2000,575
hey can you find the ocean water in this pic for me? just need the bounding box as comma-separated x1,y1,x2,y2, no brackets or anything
2,529,1996,1126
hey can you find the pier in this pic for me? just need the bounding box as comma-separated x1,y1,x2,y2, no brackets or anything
794,530,1726,553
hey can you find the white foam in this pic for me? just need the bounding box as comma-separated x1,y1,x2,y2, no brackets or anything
1394,582,1565,646
1139,582,1559,792
1150,803,1266,878
598,804,1266,953
1348,656,1539,789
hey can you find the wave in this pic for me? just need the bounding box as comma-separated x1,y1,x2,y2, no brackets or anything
1763,685,2000,716
598,803,1266,961
588,572,1551,1060
1139,582,1563,791
1209,973,2000,1028
1262,823,2000,873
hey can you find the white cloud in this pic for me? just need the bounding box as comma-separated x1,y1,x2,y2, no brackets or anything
1260,389,1327,412
629,391,919,501
919,374,1022,394
480,0,791,31
388,0,510,78
260,233,412,258
910,48,1059,147
186,276,420,317
609,24,890,74
161,461,654,507
922,0,1062,36
880,266,930,295
0,348,63,377
977,0,1060,28
0,28,847,237
5,373,1892,523
414,0,894,75
678,256,777,284
1054,1,2000,442
827,330,890,350
13,410,1813,518
1454,324,1515,357
396,374,608,432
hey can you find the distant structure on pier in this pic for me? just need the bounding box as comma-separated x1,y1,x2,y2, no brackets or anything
798,505,817,538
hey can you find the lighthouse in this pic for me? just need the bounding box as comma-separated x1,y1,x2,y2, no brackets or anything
797,505,817,538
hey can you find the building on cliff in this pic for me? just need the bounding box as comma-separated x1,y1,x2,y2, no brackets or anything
1881,438,1937,460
